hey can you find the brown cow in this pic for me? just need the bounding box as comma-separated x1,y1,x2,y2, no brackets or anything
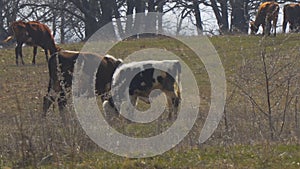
283,3,300,33
250,1,279,36
42,50,123,119
3,20,57,65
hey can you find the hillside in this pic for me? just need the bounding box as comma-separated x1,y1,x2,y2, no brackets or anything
0,34,299,168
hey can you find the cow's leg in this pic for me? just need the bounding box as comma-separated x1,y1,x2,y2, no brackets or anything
43,94,55,117
32,46,37,65
295,24,298,32
125,94,137,121
43,75,62,118
44,49,49,62
15,46,19,65
266,22,271,36
273,16,278,36
262,23,266,36
272,20,277,36
15,42,24,65
283,19,288,33
164,90,180,120
58,91,67,124
43,79,57,117
290,24,294,32
43,90,67,124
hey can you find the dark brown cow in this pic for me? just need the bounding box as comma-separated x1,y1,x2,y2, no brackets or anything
43,50,123,117
3,20,57,65
283,3,300,33
250,1,279,36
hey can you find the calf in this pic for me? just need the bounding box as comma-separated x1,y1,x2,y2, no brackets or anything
3,20,57,65
104,60,181,120
283,3,300,33
43,50,123,117
250,1,279,36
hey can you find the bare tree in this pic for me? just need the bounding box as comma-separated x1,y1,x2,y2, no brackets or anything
230,0,250,33
231,41,300,141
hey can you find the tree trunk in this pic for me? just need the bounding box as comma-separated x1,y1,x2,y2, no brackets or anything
52,15,57,39
133,0,146,37
84,15,99,39
70,0,100,39
60,1,66,44
157,0,164,33
112,0,125,38
210,0,229,34
99,0,115,39
145,0,156,34
230,0,249,34
220,0,229,33
125,0,135,36
193,0,203,35
0,0,5,40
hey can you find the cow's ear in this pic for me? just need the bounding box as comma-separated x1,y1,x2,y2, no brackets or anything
116,59,123,66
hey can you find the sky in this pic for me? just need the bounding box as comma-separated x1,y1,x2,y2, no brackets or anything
163,3,288,36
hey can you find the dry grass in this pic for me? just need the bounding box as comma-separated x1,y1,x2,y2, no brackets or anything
0,35,299,168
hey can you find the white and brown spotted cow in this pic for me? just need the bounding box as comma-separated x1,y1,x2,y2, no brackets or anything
103,60,181,120
250,1,279,36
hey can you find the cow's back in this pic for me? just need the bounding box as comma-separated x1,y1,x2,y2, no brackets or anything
25,21,56,51
257,2,278,19
284,4,300,21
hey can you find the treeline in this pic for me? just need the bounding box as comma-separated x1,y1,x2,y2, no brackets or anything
0,0,294,43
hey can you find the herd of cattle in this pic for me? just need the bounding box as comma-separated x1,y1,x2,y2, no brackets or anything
2,1,300,121
2,20,181,121
250,2,300,36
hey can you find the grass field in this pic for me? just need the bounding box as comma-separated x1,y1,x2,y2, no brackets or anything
0,34,300,168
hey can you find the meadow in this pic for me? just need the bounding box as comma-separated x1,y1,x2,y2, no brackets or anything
0,34,299,168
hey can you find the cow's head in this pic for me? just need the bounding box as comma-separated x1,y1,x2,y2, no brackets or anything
13,21,29,37
103,98,119,118
250,21,258,34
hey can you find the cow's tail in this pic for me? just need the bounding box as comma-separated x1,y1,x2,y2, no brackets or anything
269,3,279,18
174,61,181,99
3,36,13,43
273,4,279,17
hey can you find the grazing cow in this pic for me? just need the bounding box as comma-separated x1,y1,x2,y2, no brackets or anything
104,60,181,120
42,50,123,118
283,4,300,33
3,20,57,65
250,1,279,36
